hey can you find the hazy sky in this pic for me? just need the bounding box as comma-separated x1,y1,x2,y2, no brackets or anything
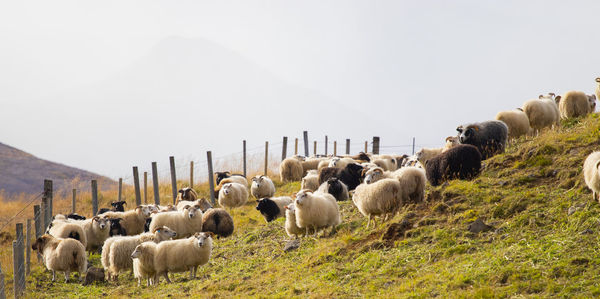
1,1,599,180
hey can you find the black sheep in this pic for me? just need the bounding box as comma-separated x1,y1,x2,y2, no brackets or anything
255,198,281,222
67,213,86,220
98,208,111,215
425,144,482,186
318,163,364,191
324,178,349,201
202,208,234,238
143,218,152,233
110,201,127,212
457,120,508,160
108,218,126,236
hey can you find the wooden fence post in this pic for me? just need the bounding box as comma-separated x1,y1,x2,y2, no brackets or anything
25,220,31,275
294,138,298,155
190,161,194,189
346,139,350,155
334,141,337,156
303,131,309,157
282,137,287,161
42,180,52,230
14,223,24,297
264,141,269,176
373,136,380,155
169,156,177,205
412,137,416,155
91,180,98,216
364,141,368,153
118,178,123,202
71,189,76,214
133,167,141,206
33,205,41,262
325,135,328,156
207,151,216,206
12,241,19,299
313,141,317,156
143,172,148,204
243,141,247,178
0,260,5,299
152,162,160,205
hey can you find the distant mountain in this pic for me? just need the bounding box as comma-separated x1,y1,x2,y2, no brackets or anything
0,142,117,198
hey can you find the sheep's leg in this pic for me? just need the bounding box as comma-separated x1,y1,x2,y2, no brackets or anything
164,272,172,283
64,271,70,283
52,270,56,282
367,215,372,229
305,227,309,237
137,278,141,287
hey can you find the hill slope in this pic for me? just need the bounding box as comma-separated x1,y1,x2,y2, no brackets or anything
0,142,116,197
11,114,600,297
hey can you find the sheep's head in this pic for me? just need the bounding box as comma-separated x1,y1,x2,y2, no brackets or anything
345,163,364,176
445,136,459,148
185,205,201,219
110,201,127,212
588,94,596,112
138,205,153,217
131,244,145,259
32,234,54,254
92,216,109,231
107,218,125,236
596,77,600,83
364,167,384,184
284,203,296,213
252,176,265,188
458,125,479,144
222,183,232,195
196,198,212,212
153,226,177,239
328,157,341,167
195,232,214,247
215,171,231,185
178,187,197,201
295,190,311,206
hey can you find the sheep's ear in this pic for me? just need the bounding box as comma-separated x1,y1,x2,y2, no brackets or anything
183,205,190,210
596,78,600,83
92,216,100,222
375,168,383,174
555,96,561,104
549,92,555,97
456,126,463,133
538,94,544,99
595,160,600,170
206,231,215,238
361,169,368,176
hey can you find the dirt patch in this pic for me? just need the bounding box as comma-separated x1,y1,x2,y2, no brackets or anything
381,219,413,244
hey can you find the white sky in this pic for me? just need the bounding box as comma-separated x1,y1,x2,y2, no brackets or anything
1,0,599,180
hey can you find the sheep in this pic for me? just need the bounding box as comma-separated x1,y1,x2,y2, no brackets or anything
596,77,600,101
416,148,443,166
177,198,212,212
444,136,460,150
156,204,178,212
494,108,532,139
66,213,86,221
154,232,214,283
69,216,110,252
111,201,127,212
558,91,596,119
317,159,332,172
255,196,293,222
371,155,398,171
101,205,153,236
293,190,341,236
301,158,322,175
583,151,600,203
107,218,126,236
250,175,276,199
318,163,365,190
316,178,349,201
177,187,197,202
218,182,249,209
213,176,248,198
279,157,303,182
284,204,304,239
132,242,157,286
47,221,88,249
328,157,356,170
457,120,508,160
149,205,203,239
363,166,426,203
522,94,560,134
343,152,371,163
202,208,234,238
32,234,87,282
215,171,247,186
102,226,177,281
301,170,320,191
425,144,482,186
353,178,403,228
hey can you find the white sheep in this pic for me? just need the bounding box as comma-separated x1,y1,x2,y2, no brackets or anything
250,175,275,199
32,234,87,282
176,198,212,212
596,77,600,101
584,151,600,203
218,182,249,209
284,204,304,239
279,157,303,182
317,159,332,171
102,226,177,281
301,158,322,175
353,178,403,228
47,221,88,249
495,108,533,139
371,155,398,171
300,170,320,191
149,205,203,239
522,93,560,134
363,166,426,203
102,205,154,235
68,216,110,252
154,232,213,283
132,242,158,286
294,190,341,236
416,148,443,166
328,157,356,169
558,90,596,119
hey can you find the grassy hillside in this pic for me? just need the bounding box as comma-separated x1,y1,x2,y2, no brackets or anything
3,114,600,298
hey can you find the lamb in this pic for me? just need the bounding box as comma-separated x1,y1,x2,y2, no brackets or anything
495,108,533,139
522,94,560,134
149,205,203,239
69,216,110,252
284,204,304,239
279,157,303,182
300,170,320,191
255,196,293,222
425,144,482,186
101,205,153,236
218,183,249,209
318,163,364,190
316,178,349,201
416,148,443,166
32,234,87,282
47,221,88,248
102,226,177,281
457,120,508,160
250,175,276,199
583,151,600,203
202,208,234,238
294,190,341,236
154,232,213,283
558,91,596,119
132,242,158,286
215,171,247,186
352,178,403,228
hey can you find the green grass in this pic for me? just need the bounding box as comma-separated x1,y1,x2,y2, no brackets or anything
10,113,600,297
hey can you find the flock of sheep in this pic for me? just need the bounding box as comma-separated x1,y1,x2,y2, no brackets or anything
31,77,600,287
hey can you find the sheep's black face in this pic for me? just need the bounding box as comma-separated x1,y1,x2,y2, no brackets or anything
255,198,279,221
459,128,474,143
215,172,231,185
328,179,343,195
111,201,126,212
110,218,126,236
346,163,364,176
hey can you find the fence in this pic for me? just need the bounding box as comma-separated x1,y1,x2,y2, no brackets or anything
0,132,436,298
